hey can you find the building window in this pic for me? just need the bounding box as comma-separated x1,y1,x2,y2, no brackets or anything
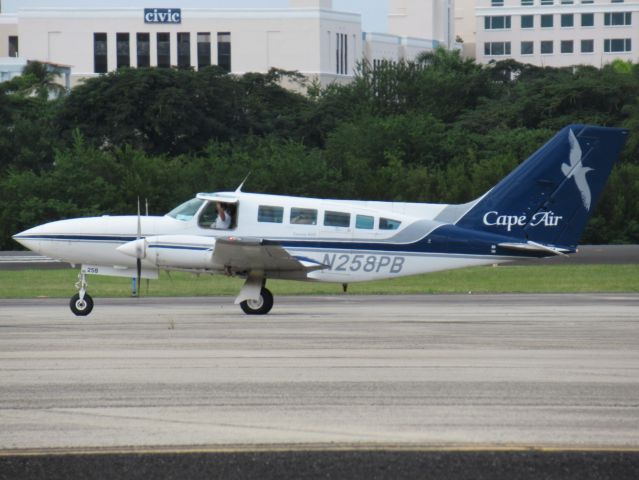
561,14,574,27
541,0,554,4
177,32,190,69
541,40,554,54
485,16,511,29
521,15,534,28
581,39,594,52
217,32,231,72
336,33,348,75
521,0,533,5
484,41,511,56
116,33,130,69
157,32,170,68
541,14,554,27
8,36,18,57
93,33,107,73
581,0,594,3
611,0,624,3
581,13,594,27
491,0,504,6
561,40,574,53
197,33,211,68
604,12,632,26
137,33,150,68
521,41,534,55
604,38,631,52
561,0,574,3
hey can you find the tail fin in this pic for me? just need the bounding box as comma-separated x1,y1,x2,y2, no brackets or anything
456,124,629,248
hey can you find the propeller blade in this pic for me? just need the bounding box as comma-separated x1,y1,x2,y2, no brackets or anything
137,197,142,240
136,197,142,298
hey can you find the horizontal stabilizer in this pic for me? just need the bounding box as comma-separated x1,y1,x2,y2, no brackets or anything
498,241,571,256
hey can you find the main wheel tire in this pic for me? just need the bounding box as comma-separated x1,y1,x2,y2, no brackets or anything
70,293,94,316
240,287,273,315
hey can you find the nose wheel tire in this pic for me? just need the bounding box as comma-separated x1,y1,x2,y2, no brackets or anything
70,293,94,316
240,287,273,315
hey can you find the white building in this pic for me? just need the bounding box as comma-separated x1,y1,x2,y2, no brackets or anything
476,0,639,67
388,0,455,49
0,0,452,88
454,0,477,58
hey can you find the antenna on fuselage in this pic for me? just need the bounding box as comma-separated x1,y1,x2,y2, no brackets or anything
235,172,251,193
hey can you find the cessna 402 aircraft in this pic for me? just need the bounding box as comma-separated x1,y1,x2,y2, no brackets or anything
13,124,628,315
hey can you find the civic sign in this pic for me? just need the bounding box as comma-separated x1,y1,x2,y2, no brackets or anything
144,8,181,24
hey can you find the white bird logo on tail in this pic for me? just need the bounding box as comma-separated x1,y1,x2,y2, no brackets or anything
561,129,593,210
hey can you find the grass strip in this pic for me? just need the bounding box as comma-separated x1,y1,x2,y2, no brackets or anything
0,264,637,299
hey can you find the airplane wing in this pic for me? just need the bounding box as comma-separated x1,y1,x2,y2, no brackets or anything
212,237,327,273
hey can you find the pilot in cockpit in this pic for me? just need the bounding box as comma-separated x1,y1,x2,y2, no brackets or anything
214,202,232,229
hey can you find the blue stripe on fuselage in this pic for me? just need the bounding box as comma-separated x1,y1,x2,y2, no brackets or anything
269,225,569,258
13,234,138,243
15,226,572,259
148,244,211,251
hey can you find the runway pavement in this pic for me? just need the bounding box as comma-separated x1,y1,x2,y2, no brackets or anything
1,293,638,454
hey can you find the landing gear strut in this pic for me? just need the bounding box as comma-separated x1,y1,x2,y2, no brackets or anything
70,271,94,316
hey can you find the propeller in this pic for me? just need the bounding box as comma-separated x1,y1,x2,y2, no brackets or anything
145,198,150,294
135,197,143,297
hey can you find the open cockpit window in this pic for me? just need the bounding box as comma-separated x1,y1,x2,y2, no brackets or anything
166,198,205,221
198,201,237,229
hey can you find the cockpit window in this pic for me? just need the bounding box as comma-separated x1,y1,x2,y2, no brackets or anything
166,198,205,221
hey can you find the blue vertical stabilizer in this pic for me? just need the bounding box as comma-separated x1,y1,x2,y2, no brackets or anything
456,125,629,247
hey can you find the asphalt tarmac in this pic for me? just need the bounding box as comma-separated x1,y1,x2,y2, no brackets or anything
1,294,638,478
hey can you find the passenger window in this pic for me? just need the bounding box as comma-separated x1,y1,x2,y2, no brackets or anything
356,215,374,229
290,207,317,225
324,211,350,228
379,217,401,230
258,205,283,223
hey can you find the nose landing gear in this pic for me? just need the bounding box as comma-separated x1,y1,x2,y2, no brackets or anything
70,271,94,316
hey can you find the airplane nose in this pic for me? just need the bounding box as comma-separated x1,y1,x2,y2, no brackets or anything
117,239,146,258
12,228,42,253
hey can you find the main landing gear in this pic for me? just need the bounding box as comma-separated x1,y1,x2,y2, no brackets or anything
70,271,94,316
239,287,274,315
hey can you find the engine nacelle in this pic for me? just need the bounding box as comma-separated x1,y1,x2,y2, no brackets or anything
118,235,217,269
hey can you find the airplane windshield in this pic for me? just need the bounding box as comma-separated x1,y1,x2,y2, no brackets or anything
166,198,205,221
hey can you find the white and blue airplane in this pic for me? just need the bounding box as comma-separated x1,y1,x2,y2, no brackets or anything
13,124,629,315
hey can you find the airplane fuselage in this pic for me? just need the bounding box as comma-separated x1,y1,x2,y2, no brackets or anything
14,191,534,283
